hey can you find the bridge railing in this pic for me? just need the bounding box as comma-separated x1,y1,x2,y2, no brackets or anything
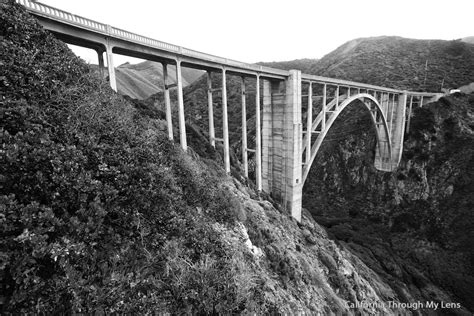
109,26,181,53
16,0,107,33
15,0,288,76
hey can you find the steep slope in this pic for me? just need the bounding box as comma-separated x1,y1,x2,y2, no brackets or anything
303,94,474,312
6,1,471,314
142,36,474,313
308,36,474,91
255,36,474,312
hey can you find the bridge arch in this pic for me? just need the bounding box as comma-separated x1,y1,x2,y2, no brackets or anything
302,93,392,183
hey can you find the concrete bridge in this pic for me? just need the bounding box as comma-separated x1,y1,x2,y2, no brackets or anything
16,0,442,221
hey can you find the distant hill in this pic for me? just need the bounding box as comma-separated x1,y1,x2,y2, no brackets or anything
305,36,474,92
257,58,319,73
102,60,203,100
462,36,474,44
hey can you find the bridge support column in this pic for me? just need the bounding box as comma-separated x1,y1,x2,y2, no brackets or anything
284,70,303,221
105,41,117,92
406,96,414,133
176,59,187,151
390,94,407,167
375,93,407,171
222,68,231,173
262,70,303,221
262,79,282,195
162,63,173,141
255,75,262,191
241,77,248,177
207,72,215,148
97,49,105,79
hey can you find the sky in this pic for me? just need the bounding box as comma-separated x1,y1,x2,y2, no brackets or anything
38,0,474,66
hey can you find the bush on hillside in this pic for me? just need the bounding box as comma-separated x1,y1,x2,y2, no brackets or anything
1,1,265,313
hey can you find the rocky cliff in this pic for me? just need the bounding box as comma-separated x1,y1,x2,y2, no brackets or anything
303,93,474,312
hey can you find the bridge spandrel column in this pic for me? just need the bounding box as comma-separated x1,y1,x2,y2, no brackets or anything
162,63,173,141
175,60,187,151
221,68,231,173
105,41,117,92
96,49,105,79
207,72,215,148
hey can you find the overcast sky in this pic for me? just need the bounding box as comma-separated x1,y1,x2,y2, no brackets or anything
39,0,473,66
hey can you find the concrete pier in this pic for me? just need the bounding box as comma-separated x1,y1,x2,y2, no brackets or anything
241,77,248,177
175,59,187,151
255,75,262,191
207,72,215,148
105,41,116,92
222,68,231,173
262,70,303,221
162,63,174,141
97,49,105,79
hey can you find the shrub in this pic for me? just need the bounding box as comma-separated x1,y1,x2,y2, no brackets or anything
1,1,259,313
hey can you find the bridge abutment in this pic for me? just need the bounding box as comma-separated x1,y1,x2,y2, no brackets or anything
262,70,303,221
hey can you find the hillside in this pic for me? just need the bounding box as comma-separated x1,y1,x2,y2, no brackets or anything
462,36,474,44
257,58,319,73
306,36,474,91
6,1,472,314
100,60,203,100
142,35,474,313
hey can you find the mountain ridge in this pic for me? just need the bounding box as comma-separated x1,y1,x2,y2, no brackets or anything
306,36,474,91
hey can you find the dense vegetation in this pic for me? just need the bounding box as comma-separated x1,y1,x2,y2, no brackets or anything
0,2,258,313
309,36,474,91
152,33,474,314
262,36,474,92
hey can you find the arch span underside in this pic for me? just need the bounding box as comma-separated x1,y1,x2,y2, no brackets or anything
302,93,394,184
